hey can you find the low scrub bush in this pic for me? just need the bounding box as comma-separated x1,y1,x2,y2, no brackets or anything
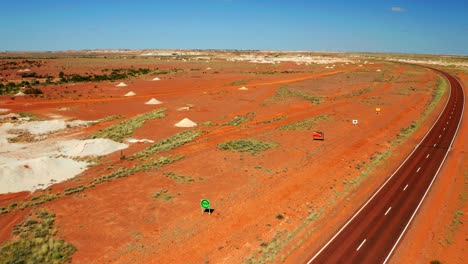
218,139,277,155
277,115,329,130
88,109,166,142
131,130,201,160
0,210,76,263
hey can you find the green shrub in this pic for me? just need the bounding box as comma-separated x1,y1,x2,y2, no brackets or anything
88,109,166,142
131,130,201,160
0,210,76,264
222,112,255,126
163,172,194,184
277,115,329,130
218,139,277,155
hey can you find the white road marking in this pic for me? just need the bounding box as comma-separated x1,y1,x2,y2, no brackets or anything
439,135,442,138
426,154,430,159
443,127,446,131
403,184,408,191
356,239,367,251
417,167,421,172
434,143,437,147
447,122,449,124
385,207,392,216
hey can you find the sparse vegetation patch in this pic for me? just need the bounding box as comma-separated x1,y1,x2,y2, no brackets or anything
277,115,329,130
223,112,255,126
271,85,322,104
0,210,76,263
152,190,174,201
163,172,194,184
87,109,166,142
130,130,201,160
218,139,277,155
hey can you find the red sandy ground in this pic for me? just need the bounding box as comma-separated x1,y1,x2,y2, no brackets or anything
0,57,464,263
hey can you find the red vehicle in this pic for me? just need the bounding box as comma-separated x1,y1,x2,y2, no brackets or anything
312,131,324,140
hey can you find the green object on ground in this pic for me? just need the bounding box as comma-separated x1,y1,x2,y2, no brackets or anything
201,199,210,209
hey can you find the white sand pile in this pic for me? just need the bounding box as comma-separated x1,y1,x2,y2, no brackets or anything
0,157,88,193
55,139,128,157
116,82,128,87
15,92,25,96
376,69,381,72
124,91,136,97
206,67,212,70
1,120,89,135
175,118,197,127
0,108,10,113
238,86,248,90
127,138,155,143
0,118,129,193
145,98,162,105
0,113,20,120
152,77,160,81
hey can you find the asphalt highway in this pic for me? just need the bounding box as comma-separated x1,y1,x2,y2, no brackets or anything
307,67,464,263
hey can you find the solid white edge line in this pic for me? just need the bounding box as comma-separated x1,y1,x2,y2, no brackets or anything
385,207,392,216
383,69,465,264
403,184,409,191
307,64,453,264
356,239,367,251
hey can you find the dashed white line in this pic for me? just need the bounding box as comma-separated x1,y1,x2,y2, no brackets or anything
439,135,442,138
447,122,449,124
385,207,392,216
433,143,437,147
403,184,408,191
426,154,430,159
443,127,446,131
356,239,367,251
417,167,421,172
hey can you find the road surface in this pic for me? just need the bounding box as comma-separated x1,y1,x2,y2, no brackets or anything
307,67,464,263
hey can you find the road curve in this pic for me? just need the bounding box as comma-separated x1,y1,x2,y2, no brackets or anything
307,67,464,263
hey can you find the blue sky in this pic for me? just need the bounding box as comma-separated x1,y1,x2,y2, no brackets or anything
1,0,467,54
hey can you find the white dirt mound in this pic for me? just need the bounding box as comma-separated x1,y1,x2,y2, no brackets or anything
175,118,197,127
0,113,20,120
145,98,162,105
0,125,129,193
15,92,25,96
128,138,155,143
116,82,128,87
56,139,128,157
124,91,136,96
0,108,10,113
238,86,248,90
1,120,90,135
0,157,88,193
152,77,160,81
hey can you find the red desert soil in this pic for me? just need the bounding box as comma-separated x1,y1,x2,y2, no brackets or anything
0,57,460,263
